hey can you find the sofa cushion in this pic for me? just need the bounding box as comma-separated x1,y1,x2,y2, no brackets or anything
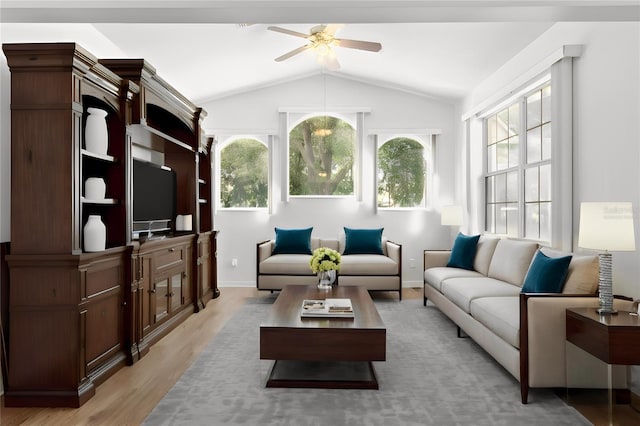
441,277,521,313
424,267,484,292
470,297,520,349
340,254,398,275
540,247,599,295
447,233,480,270
272,227,313,255
474,236,500,275
260,254,314,275
343,227,384,255
487,239,539,286
522,250,572,293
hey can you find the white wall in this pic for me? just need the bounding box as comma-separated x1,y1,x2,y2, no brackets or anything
462,22,640,299
202,74,457,287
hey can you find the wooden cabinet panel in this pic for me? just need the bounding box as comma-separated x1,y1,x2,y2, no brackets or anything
85,291,122,371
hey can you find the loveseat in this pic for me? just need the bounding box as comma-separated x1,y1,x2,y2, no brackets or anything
257,228,402,299
423,236,631,403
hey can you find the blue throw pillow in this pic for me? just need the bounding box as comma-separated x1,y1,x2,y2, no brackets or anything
447,233,480,270
343,227,384,255
521,250,572,293
271,227,313,255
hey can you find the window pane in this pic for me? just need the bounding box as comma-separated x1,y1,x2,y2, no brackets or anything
541,85,551,124
542,123,551,161
495,173,506,202
220,138,268,208
496,140,508,170
526,127,541,164
377,137,425,208
497,109,509,141
539,164,551,201
487,115,497,144
525,167,539,202
506,171,518,202
487,143,497,172
525,203,540,239
508,135,519,168
539,202,551,242
508,103,519,137
496,203,507,234
289,115,355,196
507,203,519,237
527,90,542,129
486,204,495,233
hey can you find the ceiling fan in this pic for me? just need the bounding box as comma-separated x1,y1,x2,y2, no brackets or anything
267,24,382,70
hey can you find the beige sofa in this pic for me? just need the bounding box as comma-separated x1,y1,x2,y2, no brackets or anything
423,236,631,403
257,237,403,299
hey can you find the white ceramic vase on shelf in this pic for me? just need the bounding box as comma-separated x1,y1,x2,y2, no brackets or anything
84,107,109,155
84,215,106,252
84,177,106,200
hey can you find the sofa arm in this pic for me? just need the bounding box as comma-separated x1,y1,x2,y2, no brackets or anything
385,240,402,265
257,240,274,263
423,250,450,271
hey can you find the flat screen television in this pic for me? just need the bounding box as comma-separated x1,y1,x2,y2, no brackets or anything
133,159,176,224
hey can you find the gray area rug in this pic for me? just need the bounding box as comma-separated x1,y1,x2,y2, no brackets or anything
144,296,589,425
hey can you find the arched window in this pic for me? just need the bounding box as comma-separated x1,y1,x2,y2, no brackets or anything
377,137,428,208
289,115,355,196
220,138,268,208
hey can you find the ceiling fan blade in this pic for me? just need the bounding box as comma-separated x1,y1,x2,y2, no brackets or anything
275,45,312,62
267,26,310,39
334,38,382,52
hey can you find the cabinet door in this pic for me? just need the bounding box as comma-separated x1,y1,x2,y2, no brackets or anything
153,276,170,323
170,272,182,312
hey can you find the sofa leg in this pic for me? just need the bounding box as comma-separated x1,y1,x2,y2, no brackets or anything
423,297,427,306
457,326,468,338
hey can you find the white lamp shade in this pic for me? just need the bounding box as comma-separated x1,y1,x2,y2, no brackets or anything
578,202,636,251
441,205,463,226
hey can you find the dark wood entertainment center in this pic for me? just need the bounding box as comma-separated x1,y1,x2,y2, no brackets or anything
1,43,218,407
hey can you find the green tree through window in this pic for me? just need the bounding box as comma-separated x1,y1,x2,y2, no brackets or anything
220,138,268,208
377,137,426,208
289,115,355,196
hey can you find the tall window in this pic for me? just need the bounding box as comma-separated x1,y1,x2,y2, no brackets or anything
485,83,551,241
220,138,268,208
377,137,427,208
289,115,355,196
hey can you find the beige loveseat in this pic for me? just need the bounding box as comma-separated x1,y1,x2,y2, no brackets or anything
257,237,403,299
423,237,631,403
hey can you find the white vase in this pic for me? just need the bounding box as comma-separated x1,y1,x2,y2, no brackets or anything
84,215,106,252
84,177,106,200
84,107,109,155
317,270,336,290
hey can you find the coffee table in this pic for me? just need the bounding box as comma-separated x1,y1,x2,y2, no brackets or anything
260,285,386,389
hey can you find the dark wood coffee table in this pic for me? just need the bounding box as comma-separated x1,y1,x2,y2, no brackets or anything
260,285,386,389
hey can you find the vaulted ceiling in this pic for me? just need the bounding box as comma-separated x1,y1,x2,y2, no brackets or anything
2,1,638,103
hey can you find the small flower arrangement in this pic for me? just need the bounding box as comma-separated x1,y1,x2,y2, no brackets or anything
309,247,341,273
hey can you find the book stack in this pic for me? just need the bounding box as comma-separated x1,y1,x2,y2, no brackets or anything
301,298,354,318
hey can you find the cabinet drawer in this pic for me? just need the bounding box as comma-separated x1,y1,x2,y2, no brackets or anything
154,245,185,273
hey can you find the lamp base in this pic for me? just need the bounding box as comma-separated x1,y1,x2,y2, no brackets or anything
596,307,618,315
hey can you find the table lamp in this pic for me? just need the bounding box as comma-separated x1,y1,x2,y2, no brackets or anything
578,202,636,314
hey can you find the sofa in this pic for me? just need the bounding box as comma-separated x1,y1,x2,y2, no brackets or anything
257,232,402,299
423,236,632,403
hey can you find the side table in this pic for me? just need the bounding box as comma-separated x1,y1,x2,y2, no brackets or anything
566,308,640,424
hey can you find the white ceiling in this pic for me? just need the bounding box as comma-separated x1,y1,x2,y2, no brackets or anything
2,1,639,103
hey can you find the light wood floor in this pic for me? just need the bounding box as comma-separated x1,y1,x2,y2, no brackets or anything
1,287,638,425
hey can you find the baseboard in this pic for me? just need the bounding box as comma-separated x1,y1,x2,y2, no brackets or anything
219,280,423,288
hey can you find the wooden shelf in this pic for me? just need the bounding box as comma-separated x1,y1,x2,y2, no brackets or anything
81,197,118,205
82,149,117,163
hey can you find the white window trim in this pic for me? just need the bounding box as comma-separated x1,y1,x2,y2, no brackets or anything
211,132,274,214
371,130,441,214
281,110,368,201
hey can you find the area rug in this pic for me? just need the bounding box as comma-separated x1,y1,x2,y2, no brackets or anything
144,297,589,425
